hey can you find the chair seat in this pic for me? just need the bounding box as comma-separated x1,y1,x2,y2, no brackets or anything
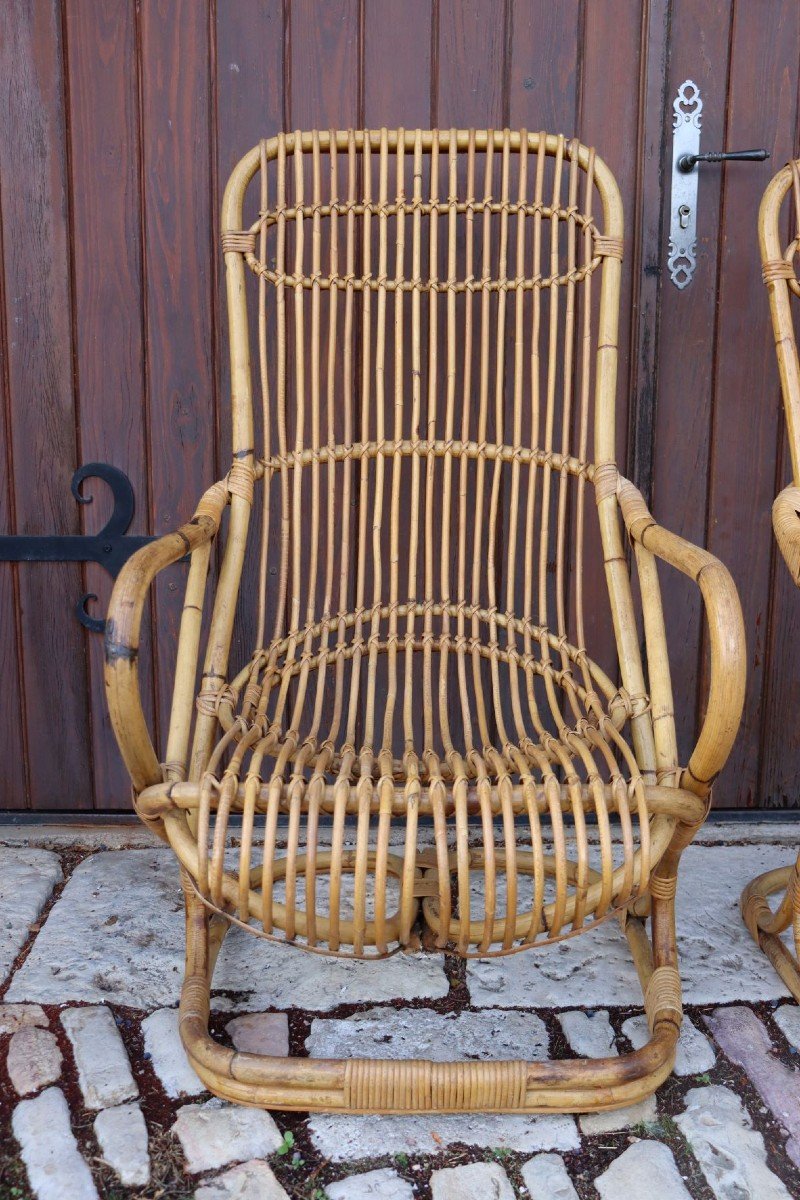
143,606,700,959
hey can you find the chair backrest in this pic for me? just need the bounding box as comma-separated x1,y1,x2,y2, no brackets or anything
216,128,645,773
759,159,800,577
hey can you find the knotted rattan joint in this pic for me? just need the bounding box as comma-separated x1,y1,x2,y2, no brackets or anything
104,479,230,793
616,475,746,799
772,485,800,583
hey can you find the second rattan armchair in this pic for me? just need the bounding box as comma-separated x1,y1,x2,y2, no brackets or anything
105,128,746,1113
741,158,800,1001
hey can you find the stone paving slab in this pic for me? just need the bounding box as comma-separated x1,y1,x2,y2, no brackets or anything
306,1006,549,1062
467,843,794,1007
308,1111,580,1160
7,850,448,1009
0,848,62,983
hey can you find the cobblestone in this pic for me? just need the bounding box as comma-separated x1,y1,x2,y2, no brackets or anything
61,1005,138,1109
558,1009,616,1058
594,1141,691,1199
173,1097,284,1173
621,1013,715,1076
141,1007,206,1097
774,1003,800,1052
193,1159,290,1199
94,1102,150,1187
11,1087,98,1200
0,1003,48,1034
7,1026,62,1095
579,1096,657,1135
225,1011,289,1057
676,1084,793,1200
430,1161,515,1199
326,1167,415,1199
705,1004,800,1167
520,1152,578,1198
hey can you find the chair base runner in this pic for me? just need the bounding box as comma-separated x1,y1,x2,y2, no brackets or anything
177,869,681,1114
740,858,800,1002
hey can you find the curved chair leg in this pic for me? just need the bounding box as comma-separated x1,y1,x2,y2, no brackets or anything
177,869,683,1114
741,853,800,1001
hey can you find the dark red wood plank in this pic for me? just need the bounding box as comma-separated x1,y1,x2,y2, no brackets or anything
364,0,432,129
0,0,92,808
64,0,153,809
289,0,361,130
215,0,285,673
436,0,507,128
139,0,217,745
704,0,800,806
0,203,28,809
650,0,733,778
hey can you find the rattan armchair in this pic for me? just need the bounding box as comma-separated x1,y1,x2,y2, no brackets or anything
740,159,800,1001
105,129,746,1113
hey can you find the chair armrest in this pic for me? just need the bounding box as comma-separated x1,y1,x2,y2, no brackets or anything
773,485,800,584
616,475,746,797
104,480,229,793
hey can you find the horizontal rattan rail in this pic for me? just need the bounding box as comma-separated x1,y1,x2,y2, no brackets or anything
105,127,746,1113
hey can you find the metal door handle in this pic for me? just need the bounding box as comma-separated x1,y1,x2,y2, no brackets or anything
677,148,769,173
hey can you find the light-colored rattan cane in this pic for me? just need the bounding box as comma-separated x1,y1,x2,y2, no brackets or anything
741,159,800,1001
105,129,746,1113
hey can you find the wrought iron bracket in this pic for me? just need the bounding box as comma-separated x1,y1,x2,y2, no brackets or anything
0,463,158,633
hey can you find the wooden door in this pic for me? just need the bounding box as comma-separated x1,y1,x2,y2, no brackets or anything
0,1,797,812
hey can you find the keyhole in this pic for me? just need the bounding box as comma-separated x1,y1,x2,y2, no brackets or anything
678,204,691,230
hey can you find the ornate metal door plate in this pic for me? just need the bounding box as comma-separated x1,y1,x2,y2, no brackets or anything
669,79,703,289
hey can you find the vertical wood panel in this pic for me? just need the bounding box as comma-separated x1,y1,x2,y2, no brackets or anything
437,0,507,127
705,0,800,806
64,0,153,808
139,0,217,745
216,0,285,672
651,0,733,771
0,205,28,808
0,0,92,807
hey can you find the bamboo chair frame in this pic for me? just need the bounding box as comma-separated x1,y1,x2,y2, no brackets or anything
105,129,745,1113
741,159,800,1000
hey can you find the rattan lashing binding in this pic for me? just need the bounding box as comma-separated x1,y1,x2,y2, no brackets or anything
741,159,800,1001
105,129,746,1113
